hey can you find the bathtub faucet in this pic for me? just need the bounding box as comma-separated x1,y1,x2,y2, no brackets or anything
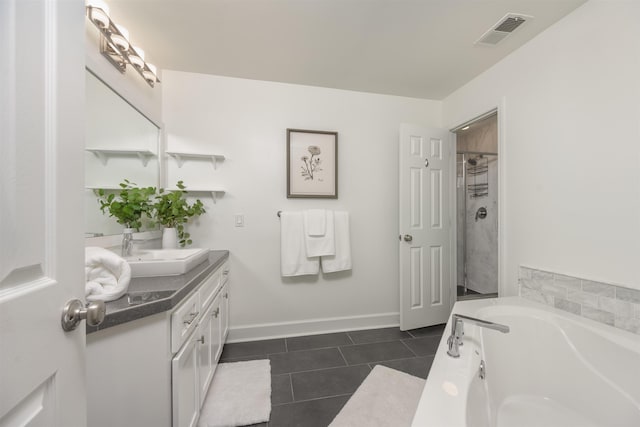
446,313,509,358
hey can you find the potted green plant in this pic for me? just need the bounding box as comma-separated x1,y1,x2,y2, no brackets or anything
154,181,206,248
95,179,156,255
95,179,156,230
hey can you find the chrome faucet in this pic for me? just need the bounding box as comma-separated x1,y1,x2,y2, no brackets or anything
446,313,509,358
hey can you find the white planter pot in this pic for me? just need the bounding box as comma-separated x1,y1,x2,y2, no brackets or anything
162,227,178,249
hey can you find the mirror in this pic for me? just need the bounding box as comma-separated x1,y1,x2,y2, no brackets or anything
85,69,160,237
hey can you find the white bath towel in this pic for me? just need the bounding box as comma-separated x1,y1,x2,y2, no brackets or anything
304,209,335,257
280,211,320,276
321,211,352,273
85,246,131,302
304,209,327,236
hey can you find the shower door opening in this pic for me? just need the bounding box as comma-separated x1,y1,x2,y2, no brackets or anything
453,112,499,301
456,152,498,299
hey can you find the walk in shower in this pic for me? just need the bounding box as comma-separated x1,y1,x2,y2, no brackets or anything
454,113,498,299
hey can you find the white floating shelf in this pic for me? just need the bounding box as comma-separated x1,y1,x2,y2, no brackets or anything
166,152,226,169
85,185,123,191
86,148,156,167
165,187,226,203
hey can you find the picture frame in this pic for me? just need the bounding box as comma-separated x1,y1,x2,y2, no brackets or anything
287,129,338,198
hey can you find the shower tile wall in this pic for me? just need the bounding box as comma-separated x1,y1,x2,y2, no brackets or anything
464,156,498,294
457,154,498,294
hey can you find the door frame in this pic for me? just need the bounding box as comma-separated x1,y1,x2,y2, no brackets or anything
448,101,507,301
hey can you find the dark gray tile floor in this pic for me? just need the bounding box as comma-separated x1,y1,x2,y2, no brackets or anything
219,324,446,427
457,286,480,297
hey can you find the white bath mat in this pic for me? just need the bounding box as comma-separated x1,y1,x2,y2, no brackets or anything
197,359,271,427
329,365,425,427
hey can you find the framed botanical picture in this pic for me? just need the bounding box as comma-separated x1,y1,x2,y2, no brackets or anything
287,129,338,198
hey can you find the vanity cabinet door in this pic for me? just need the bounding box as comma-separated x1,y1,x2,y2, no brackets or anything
197,302,215,407
172,336,199,427
210,294,224,368
220,283,230,344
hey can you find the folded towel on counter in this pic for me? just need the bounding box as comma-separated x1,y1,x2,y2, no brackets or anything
321,211,352,273
304,209,335,257
85,246,131,302
280,212,320,277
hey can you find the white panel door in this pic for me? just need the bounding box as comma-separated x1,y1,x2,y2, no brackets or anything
0,0,86,425
399,124,453,330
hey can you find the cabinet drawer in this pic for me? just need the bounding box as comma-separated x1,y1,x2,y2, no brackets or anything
171,291,201,354
199,269,220,311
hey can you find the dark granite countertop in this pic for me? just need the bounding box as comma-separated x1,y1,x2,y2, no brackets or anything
86,250,229,334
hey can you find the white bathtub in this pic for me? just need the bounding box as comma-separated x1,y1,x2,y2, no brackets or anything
411,297,640,427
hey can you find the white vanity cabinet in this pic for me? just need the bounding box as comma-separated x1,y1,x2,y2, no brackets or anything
173,272,229,427
87,258,230,427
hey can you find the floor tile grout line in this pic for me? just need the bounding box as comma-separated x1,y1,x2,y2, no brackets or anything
345,331,355,345
279,360,373,377
336,345,349,366
272,392,354,407
288,373,295,403
374,354,432,364
284,343,353,353
338,337,415,351
399,338,419,357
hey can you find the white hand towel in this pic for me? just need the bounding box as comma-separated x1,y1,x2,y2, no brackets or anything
321,211,352,273
304,210,335,257
85,246,131,302
280,212,320,277
304,209,327,236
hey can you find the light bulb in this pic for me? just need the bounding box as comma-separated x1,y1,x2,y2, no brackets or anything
143,63,157,83
86,0,110,29
111,25,129,52
129,46,145,68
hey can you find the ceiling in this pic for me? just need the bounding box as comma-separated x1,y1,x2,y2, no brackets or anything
106,0,587,100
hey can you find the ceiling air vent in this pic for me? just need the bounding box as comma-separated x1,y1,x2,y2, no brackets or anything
475,13,532,46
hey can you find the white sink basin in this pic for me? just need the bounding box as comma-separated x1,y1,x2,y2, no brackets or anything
126,248,210,277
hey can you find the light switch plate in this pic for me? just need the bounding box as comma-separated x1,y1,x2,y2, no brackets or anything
235,214,244,227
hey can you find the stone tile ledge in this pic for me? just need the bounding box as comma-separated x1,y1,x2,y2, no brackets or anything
519,266,640,335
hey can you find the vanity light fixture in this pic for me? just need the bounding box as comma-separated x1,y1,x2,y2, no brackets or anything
129,46,145,69
86,0,160,88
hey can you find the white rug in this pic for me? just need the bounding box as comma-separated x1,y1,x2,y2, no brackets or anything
329,365,426,427
197,359,271,427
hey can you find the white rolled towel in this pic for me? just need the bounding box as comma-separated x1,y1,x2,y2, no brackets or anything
85,246,131,302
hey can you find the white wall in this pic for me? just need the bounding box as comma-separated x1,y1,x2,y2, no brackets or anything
444,0,640,294
162,71,441,340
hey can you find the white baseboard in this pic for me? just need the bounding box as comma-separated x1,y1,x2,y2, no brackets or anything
226,312,400,343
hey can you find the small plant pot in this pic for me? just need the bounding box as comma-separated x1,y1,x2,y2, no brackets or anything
162,227,178,249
